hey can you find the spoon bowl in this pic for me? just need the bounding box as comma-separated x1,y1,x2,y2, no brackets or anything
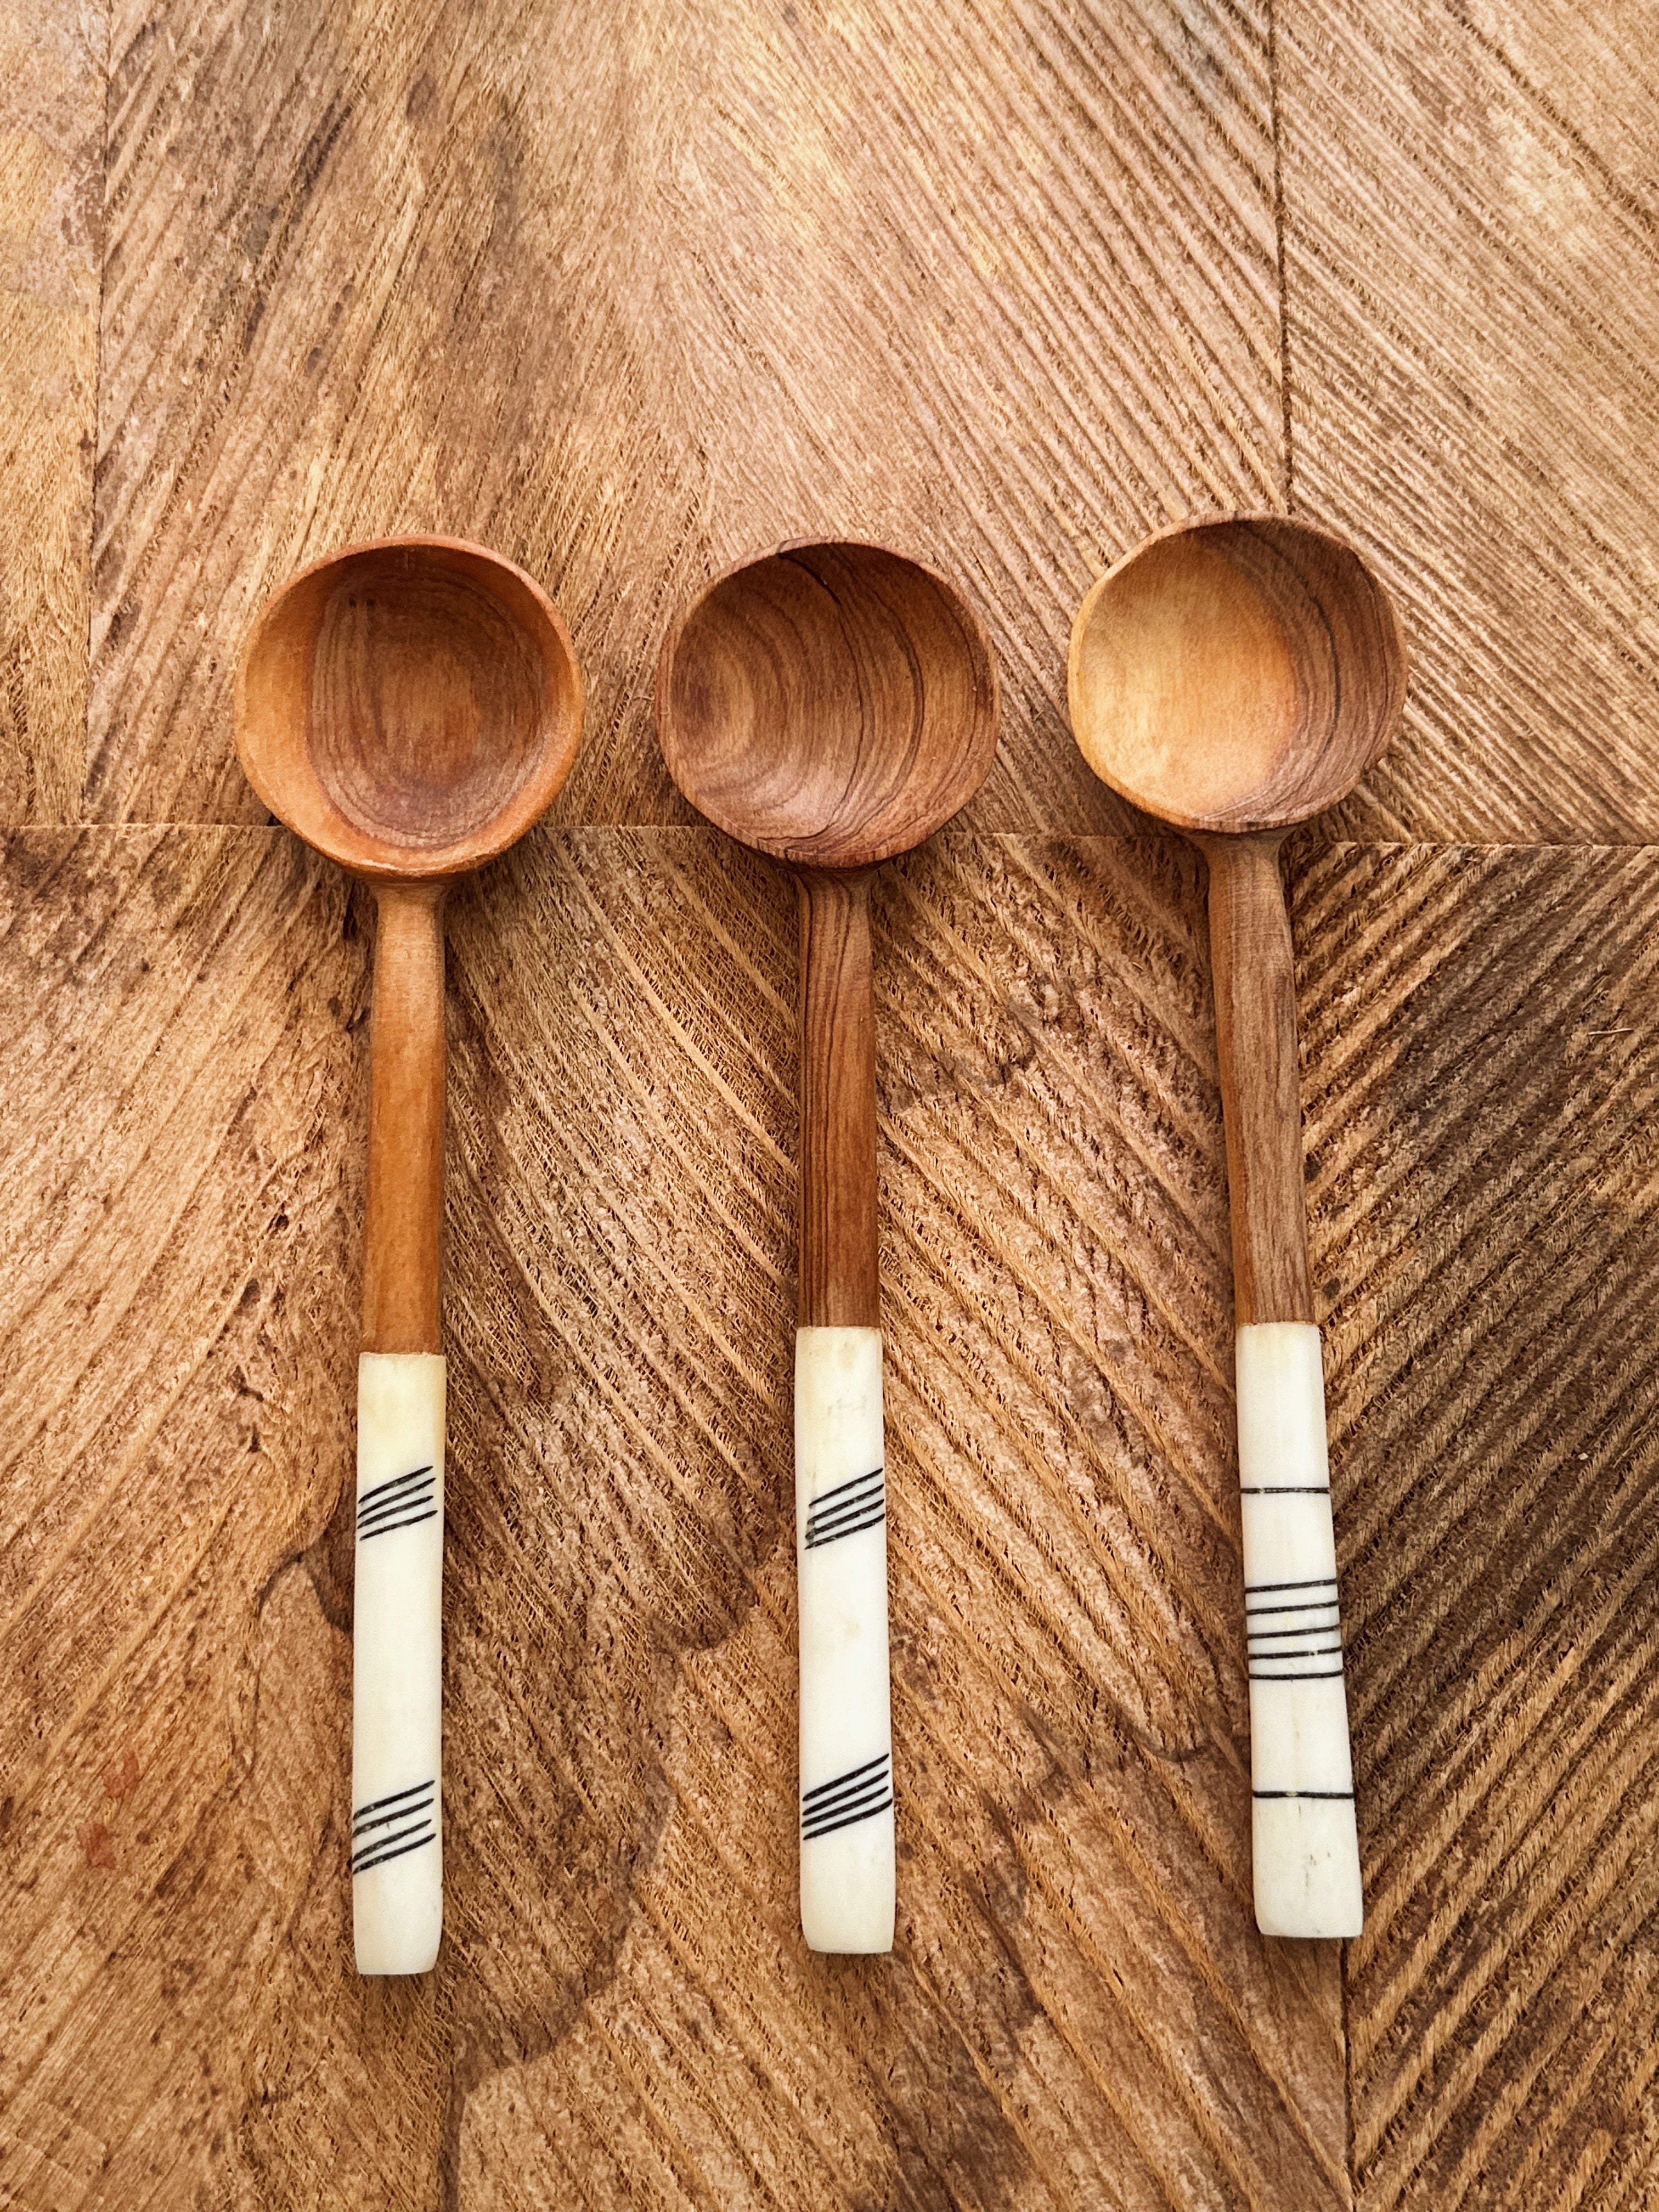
237,534,583,876
1068,514,1405,832
656,539,998,867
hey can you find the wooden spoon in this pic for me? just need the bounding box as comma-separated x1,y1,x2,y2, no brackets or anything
235,535,583,1975
1068,514,1406,1939
656,540,998,1953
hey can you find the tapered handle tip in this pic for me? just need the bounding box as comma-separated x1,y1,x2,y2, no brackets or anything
1253,1797,1363,1938
802,1813,896,1953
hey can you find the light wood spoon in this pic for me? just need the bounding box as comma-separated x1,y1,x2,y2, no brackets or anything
236,535,583,1974
1068,514,1405,1939
656,540,998,1953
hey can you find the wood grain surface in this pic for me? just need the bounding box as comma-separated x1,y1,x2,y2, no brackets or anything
1278,0,1659,841
2,0,1658,2205
0,0,103,822
1299,840,1659,2210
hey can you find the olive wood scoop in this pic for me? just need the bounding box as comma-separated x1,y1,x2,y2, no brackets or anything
656,541,998,1953
1068,514,1405,1939
235,535,583,1974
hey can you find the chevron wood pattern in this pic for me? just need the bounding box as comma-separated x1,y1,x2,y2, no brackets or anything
1278,0,1659,842
1,827,1655,2208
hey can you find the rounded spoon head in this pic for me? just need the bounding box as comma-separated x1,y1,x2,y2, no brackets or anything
235,534,584,879
1067,515,1406,834
655,539,1000,868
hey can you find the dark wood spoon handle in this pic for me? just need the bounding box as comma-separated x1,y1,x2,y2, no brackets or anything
795,870,880,1330
1200,833,1314,1328
362,883,447,1353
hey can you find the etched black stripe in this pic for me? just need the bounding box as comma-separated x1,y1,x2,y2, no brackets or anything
805,1498,887,1549
359,1472,436,1525
803,1791,894,1841
1245,1598,1341,1618
805,1510,886,1551
802,1753,886,1805
1252,1790,1355,1799
803,1790,891,1841
358,1508,438,1542
1239,1486,1332,1495
802,1773,890,1825
358,1465,435,1511
801,1752,892,1839
1248,1667,1346,1680
1244,1577,1338,1596
807,1466,884,1510
806,1479,883,1523
353,1780,434,1824
352,1827,437,1876
1248,1622,1343,1644
350,1814,431,1863
803,1468,885,1552
353,1788,436,1839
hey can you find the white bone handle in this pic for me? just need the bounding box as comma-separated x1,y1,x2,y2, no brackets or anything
351,1351,445,1974
1237,1322,1362,1937
795,1326,894,1953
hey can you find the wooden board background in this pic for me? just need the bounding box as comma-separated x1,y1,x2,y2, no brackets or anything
1,2,1656,2207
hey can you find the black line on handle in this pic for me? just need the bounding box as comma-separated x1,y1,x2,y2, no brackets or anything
803,1471,885,1551
802,1753,887,1806
358,1465,436,1511
1252,1790,1354,1799
350,1816,433,1871
1246,1598,1341,1619
806,1466,885,1511
352,1827,438,1876
358,1508,439,1542
801,1753,893,1839
353,1791,436,1840
1248,1666,1346,1680
802,1775,891,1827
805,1503,887,1550
1244,1577,1338,1596
806,1489,883,1530
353,1780,435,1825
802,1792,894,1841
359,1473,436,1523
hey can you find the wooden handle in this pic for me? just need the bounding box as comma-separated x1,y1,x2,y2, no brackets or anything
1200,834,1313,1327
795,1325,894,1953
1201,837,1362,1938
362,882,447,1353
796,870,879,1330
354,885,448,1973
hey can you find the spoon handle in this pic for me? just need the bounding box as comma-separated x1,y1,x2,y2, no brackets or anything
1203,834,1363,1940
794,872,895,1953
352,883,447,1975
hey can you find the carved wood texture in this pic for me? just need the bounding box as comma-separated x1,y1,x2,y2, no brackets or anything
2,0,1657,2207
